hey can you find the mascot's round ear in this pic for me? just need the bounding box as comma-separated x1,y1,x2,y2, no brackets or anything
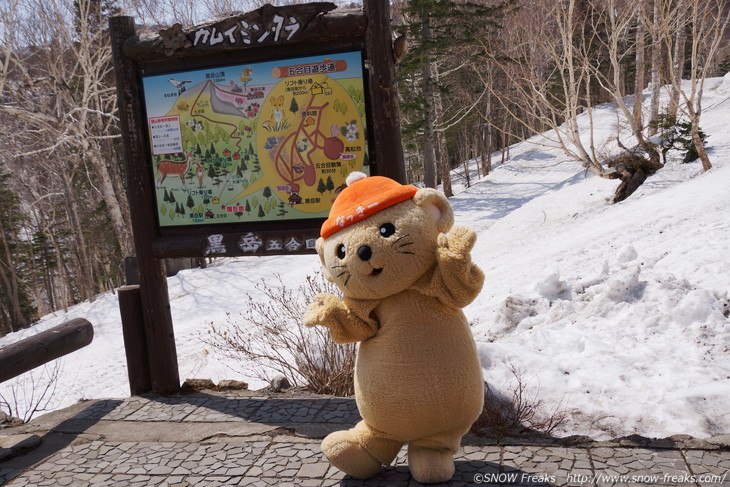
315,237,335,282
413,188,454,233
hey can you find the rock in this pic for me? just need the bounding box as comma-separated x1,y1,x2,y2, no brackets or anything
181,378,216,394
560,435,595,447
0,410,23,428
668,434,693,442
616,434,652,447
217,380,248,391
706,434,730,449
270,375,291,393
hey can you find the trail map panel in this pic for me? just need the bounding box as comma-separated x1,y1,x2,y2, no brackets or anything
141,51,368,227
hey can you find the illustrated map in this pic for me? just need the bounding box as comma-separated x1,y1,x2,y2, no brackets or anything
142,51,368,227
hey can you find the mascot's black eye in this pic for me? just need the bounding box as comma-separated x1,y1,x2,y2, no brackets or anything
379,223,396,238
336,244,346,259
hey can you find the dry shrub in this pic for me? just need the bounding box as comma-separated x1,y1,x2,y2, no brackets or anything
206,271,355,396
471,364,570,438
0,360,63,424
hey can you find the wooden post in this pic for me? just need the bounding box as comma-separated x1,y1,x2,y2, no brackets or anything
110,16,180,395
0,319,94,383
363,0,407,184
118,285,152,395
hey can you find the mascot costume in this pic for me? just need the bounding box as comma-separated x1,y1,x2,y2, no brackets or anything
304,172,484,483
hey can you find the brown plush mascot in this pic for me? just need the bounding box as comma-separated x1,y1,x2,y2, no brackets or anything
303,172,484,484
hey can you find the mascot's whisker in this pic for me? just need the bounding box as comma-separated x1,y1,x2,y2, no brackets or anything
392,234,411,245
398,250,415,255
397,242,414,249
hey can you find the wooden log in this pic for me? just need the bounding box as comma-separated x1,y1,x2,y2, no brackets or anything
118,285,152,395
0,319,93,383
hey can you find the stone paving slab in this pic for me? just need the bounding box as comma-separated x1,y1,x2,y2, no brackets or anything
1,392,728,486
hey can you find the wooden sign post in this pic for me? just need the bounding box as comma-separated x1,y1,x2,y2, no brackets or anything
110,1,406,395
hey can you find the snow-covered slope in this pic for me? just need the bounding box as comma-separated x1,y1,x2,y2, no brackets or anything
2,77,729,440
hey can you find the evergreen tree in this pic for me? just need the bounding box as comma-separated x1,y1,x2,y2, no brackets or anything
73,0,120,37
326,176,334,192
263,186,272,199
0,169,35,333
258,205,265,219
186,194,195,209
245,200,251,213
398,0,512,192
317,178,327,194
289,97,299,114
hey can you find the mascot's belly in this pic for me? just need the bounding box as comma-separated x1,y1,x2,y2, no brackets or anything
355,290,484,440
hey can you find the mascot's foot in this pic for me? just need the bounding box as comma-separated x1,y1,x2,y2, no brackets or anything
322,430,383,479
322,424,403,480
408,445,455,484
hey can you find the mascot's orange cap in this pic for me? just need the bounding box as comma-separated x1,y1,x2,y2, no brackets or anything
321,172,418,239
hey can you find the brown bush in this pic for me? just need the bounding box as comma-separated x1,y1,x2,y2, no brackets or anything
206,271,355,396
471,364,570,438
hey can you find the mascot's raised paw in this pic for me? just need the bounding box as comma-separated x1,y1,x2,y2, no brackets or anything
304,171,485,483
437,225,477,260
303,294,340,328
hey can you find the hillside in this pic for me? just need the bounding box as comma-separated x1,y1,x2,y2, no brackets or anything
2,76,729,440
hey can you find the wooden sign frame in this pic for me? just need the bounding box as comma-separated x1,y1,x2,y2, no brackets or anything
110,1,405,393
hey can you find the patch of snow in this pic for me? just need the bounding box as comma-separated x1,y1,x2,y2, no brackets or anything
2,77,729,440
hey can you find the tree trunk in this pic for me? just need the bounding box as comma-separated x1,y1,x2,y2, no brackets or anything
669,24,686,119
86,150,133,256
61,171,95,302
691,119,712,171
420,16,437,189
0,220,27,330
484,92,492,176
633,1,646,129
648,0,662,134
432,66,452,197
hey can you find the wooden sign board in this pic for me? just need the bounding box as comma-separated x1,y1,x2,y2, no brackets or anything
112,2,405,259
110,2,405,394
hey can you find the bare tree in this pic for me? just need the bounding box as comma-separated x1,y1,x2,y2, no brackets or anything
659,0,729,171
481,0,609,177
0,0,132,256
481,0,684,202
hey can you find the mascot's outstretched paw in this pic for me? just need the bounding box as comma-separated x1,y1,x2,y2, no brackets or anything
321,430,382,479
408,445,455,484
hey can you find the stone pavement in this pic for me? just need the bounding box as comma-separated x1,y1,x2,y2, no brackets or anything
0,390,728,486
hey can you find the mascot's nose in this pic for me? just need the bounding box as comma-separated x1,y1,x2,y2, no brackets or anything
357,245,373,261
